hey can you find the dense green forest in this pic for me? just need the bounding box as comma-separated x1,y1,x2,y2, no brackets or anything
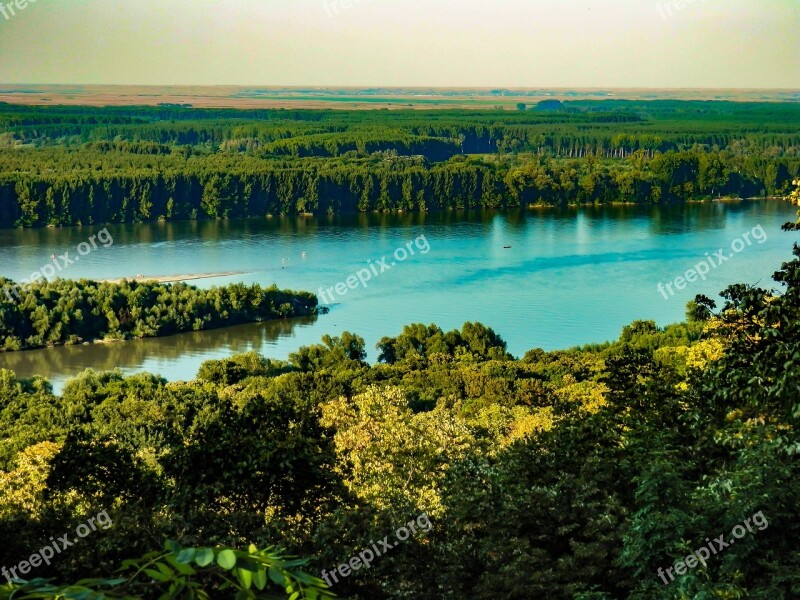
0,278,319,351
1,101,798,227
1,191,799,598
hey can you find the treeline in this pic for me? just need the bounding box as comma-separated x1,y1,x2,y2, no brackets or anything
3,102,799,156
1,236,799,598
0,147,796,226
260,132,461,160
0,278,319,351
1,101,799,227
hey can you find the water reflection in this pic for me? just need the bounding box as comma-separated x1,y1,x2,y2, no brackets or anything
0,202,790,251
0,315,318,387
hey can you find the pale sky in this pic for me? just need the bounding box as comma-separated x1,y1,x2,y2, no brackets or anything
0,0,797,87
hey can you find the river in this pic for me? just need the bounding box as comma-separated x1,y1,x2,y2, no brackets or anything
1,201,798,393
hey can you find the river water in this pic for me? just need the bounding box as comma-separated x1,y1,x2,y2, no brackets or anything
1,201,797,393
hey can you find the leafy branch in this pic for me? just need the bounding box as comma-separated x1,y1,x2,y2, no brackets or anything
0,541,335,600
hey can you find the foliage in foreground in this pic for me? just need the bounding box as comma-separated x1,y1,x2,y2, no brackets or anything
0,541,333,600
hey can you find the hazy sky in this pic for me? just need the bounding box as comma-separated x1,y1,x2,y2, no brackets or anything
0,0,797,87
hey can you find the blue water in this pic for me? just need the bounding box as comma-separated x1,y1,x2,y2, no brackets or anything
0,201,797,393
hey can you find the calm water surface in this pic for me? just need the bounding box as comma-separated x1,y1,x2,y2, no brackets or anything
1,202,798,393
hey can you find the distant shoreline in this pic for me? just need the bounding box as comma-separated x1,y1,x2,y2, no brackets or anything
99,271,250,284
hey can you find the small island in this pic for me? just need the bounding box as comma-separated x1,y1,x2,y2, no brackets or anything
0,277,321,352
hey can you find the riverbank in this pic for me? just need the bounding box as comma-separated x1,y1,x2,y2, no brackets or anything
99,271,250,284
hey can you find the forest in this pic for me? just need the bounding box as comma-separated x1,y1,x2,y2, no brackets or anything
1,190,798,599
0,101,798,227
0,278,319,351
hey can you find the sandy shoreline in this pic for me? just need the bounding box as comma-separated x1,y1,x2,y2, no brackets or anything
100,271,250,284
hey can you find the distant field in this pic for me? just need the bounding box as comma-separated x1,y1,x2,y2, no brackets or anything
0,85,797,109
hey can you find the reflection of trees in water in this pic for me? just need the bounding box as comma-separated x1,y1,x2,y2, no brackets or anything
0,315,318,380
646,200,795,236
6,202,789,255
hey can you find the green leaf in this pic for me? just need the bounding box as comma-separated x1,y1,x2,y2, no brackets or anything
252,569,267,591
267,567,286,587
236,567,253,590
156,562,176,579
194,548,215,567
217,549,237,570
175,548,197,564
167,555,197,576
144,568,171,583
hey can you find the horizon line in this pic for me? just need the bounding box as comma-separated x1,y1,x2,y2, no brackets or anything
0,84,799,92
